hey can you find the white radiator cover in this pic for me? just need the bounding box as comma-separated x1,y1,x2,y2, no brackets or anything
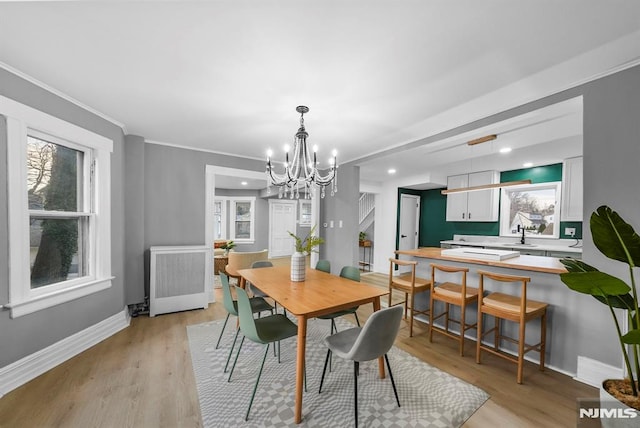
149,245,211,317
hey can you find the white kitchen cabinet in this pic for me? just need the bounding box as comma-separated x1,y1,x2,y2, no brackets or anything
446,170,499,222
561,156,583,221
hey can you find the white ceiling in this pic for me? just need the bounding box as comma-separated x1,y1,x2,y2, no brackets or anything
1,1,639,188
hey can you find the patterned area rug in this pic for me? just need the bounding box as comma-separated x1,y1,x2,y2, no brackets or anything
187,317,489,427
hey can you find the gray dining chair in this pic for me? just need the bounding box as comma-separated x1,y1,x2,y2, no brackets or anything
318,305,403,427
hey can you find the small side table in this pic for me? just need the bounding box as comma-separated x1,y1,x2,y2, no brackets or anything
359,240,372,272
214,255,229,275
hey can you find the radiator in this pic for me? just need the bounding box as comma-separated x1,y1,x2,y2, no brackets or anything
149,245,211,317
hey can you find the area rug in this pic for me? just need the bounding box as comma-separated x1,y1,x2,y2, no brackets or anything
187,317,489,427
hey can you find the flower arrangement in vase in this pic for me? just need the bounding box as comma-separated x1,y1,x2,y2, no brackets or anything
288,225,324,281
221,240,235,256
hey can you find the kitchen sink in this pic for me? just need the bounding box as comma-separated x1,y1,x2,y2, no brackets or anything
502,243,537,247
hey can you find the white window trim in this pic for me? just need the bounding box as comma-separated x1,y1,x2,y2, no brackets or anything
214,197,228,240
499,181,562,239
3,94,113,318
230,196,256,243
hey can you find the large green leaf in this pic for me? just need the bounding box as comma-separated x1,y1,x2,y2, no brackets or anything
621,329,640,345
591,205,640,267
560,258,599,273
593,293,636,310
560,271,630,297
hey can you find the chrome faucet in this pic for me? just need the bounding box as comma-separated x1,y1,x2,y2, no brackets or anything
518,225,526,244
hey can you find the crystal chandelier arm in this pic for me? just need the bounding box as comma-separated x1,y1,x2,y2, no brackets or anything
312,167,337,186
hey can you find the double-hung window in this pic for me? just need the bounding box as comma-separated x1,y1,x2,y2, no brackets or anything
230,197,255,243
213,198,227,240
3,95,113,318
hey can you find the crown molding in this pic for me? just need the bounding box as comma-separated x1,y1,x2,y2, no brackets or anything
0,61,128,133
144,138,265,162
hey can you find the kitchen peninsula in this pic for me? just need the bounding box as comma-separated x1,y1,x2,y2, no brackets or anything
395,247,610,384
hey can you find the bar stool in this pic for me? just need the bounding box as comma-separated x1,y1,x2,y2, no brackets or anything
388,258,431,337
429,264,478,356
476,270,549,384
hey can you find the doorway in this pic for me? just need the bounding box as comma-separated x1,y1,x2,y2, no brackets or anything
268,200,297,257
398,194,420,271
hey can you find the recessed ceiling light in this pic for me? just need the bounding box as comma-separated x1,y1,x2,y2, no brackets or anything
241,181,248,186
388,168,396,174
499,147,512,154
523,162,533,168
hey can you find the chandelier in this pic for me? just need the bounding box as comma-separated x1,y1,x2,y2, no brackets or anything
266,106,338,199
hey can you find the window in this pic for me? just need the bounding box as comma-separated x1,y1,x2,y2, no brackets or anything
299,200,312,226
213,198,227,240
499,182,561,239
4,95,113,318
230,197,255,243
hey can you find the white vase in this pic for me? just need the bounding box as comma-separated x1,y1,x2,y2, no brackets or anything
598,380,640,428
291,252,306,282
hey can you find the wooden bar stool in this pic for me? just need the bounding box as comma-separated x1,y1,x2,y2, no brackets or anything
388,258,431,337
429,264,478,356
476,270,549,384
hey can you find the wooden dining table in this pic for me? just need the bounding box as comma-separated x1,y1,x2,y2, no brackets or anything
237,265,389,424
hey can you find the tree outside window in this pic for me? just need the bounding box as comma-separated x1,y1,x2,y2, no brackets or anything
27,135,89,288
500,182,561,238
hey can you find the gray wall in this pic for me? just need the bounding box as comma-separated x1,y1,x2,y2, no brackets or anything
580,65,640,366
320,165,360,274
124,135,146,304
140,144,265,297
0,68,126,367
0,116,7,306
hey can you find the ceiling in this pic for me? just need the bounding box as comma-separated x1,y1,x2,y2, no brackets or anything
1,1,639,188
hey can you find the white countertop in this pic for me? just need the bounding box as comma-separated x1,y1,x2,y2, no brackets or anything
440,234,582,254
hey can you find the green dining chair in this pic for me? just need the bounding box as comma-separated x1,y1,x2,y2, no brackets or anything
317,266,361,333
216,272,274,373
319,305,403,427
248,260,282,312
316,259,331,273
228,285,299,421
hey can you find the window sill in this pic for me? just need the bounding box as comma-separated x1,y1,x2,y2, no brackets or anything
4,277,114,318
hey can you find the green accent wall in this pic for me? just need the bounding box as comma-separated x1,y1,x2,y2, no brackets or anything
399,162,583,246
501,163,562,183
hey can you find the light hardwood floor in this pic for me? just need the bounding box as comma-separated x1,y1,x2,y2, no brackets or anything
0,270,596,427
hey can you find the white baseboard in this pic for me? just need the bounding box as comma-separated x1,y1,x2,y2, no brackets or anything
575,356,623,388
0,307,130,398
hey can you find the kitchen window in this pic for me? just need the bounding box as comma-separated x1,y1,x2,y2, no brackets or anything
499,182,561,239
4,95,113,318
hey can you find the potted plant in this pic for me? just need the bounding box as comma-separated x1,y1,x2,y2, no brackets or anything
288,225,324,281
559,205,640,416
221,240,235,256
359,231,367,243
